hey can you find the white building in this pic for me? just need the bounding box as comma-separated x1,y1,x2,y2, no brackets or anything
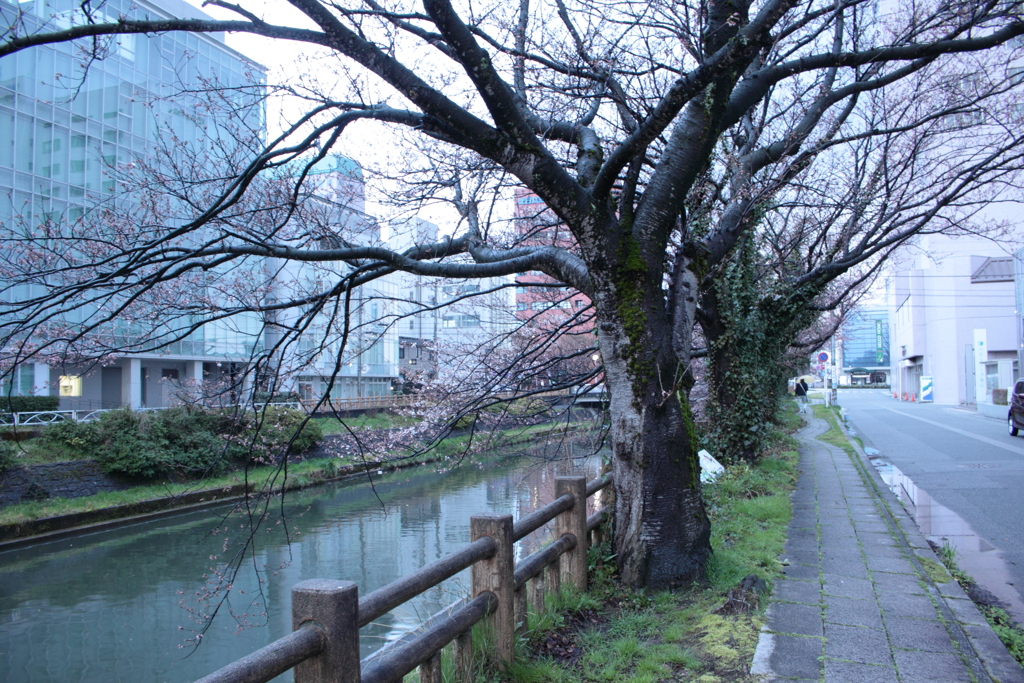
388,218,516,388
888,234,1020,406
271,156,402,402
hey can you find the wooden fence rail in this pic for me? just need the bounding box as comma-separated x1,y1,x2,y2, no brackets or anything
195,472,613,683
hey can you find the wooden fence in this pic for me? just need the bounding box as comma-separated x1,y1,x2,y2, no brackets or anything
194,473,613,683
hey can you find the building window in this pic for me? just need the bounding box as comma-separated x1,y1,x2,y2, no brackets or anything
59,375,82,397
517,303,529,311
985,363,1000,392
442,314,481,328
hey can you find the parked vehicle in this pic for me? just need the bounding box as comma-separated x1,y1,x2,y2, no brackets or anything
1008,380,1024,436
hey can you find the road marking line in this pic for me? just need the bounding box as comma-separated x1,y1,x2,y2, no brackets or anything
883,408,1024,456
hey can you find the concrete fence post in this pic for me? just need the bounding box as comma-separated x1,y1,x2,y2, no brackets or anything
555,476,588,591
292,579,360,683
470,514,514,668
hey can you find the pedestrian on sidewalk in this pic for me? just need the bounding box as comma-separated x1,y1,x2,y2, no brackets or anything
795,378,809,413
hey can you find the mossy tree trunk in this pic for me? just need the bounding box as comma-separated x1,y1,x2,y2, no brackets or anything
582,221,711,588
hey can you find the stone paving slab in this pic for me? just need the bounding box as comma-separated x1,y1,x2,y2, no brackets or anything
750,412,1024,682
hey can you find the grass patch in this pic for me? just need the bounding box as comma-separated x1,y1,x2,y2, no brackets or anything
4,435,80,466
497,408,801,683
811,404,854,456
313,411,421,434
0,456,353,527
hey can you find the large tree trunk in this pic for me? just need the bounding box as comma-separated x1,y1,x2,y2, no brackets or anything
593,278,711,589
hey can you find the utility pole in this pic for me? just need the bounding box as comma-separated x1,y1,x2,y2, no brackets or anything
831,333,839,407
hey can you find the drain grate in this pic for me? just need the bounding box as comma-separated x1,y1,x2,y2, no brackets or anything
959,463,1000,469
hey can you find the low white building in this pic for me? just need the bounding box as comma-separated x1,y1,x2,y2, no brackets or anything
888,234,1019,406
388,218,516,387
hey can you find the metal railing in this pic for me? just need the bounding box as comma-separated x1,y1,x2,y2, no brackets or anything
0,402,305,427
195,472,614,683
308,387,608,414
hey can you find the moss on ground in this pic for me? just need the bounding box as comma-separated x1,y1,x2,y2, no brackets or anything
916,556,952,584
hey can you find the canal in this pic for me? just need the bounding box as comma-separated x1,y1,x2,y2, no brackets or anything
0,439,606,682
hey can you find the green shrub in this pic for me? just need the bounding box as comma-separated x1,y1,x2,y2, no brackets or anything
91,409,153,478
220,407,323,463
41,419,102,459
0,440,18,473
92,407,228,479
40,406,321,478
451,413,477,430
140,407,227,477
0,395,61,413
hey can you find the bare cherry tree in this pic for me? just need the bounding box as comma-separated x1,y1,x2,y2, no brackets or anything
1,0,1023,587
696,56,1024,461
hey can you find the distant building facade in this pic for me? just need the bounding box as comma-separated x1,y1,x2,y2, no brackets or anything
389,217,515,388
841,309,889,385
1016,246,1024,385
278,156,404,402
0,0,267,409
512,189,592,328
888,234,1019,405
510,189,597,388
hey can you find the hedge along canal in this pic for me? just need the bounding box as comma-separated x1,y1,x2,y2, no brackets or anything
0,421,600,544
0,437,607,683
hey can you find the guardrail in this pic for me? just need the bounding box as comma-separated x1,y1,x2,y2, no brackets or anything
309,388,607,414
0,402,305,427
194,472,613,683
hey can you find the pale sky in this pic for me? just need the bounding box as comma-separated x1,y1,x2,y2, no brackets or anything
182,0,470,235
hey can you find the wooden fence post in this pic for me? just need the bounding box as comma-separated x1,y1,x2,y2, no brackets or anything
454,630,473,682
292,579,360,683
545,554,561,599
418,652,442,683
470,514,514,668
514,584,527,636
555,476,588,591
529,570,546,616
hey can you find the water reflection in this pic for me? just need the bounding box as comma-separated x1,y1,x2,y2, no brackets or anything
870,456,1024,622
0,439,606,683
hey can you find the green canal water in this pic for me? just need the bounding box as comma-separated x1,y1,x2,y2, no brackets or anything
0,440,605,682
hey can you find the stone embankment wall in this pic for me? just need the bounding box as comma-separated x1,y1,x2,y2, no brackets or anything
0,460,129,507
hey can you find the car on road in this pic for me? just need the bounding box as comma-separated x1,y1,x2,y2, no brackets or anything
1009,380,1024,436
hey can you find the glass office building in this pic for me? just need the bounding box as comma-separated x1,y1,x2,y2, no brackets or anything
0,0,268,407
842,308,890,384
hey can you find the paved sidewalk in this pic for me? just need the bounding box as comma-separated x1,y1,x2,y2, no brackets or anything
751,411,1024,682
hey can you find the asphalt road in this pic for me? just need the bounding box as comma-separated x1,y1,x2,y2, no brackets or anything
838,389,1024,621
